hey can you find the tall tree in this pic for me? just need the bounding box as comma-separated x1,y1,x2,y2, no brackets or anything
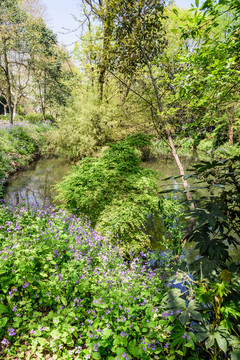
80,0,120,100
21,19,70,119
0,0,27,124
109,0,196,213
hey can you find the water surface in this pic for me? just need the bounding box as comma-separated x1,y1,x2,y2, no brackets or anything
5,154,200,207
4,158,72,207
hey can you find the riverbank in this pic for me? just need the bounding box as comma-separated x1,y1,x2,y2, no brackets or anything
0,121,53,196
153,135,240,160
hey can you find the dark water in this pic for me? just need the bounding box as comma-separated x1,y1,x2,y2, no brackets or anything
4,158,72,207
142,153,200,191
143,155,240,263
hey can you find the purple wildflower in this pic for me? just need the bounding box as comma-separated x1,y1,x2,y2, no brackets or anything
8,328,16,336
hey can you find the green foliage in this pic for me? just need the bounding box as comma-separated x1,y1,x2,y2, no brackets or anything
197,137,215,154
122,133,154,161
0,203,174,359
0,114,10,121
214,144,240,158
44,86,128,159
0,122,53,190
153,140,172,156
112,0,167,75
57,136,161,252
25,113,55,124
160,155,240,359
158,196,185,255
185,157,240,275
180,138,195,151
172,0,240,156
162,269,240,359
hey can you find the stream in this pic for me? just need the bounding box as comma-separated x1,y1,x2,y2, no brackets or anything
4,154,199,207
4,158,72,207
4,154,240,263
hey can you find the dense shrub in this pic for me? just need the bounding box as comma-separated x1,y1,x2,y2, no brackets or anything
0,115,10,121
214,143,240,158
57,135,184,253
122,133,154,161
24,113,55,124
161,157,240,359
57,136,161,252
0,115,25,122
43,87,141,160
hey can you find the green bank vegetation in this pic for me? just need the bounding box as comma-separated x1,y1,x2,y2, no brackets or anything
0,121,53,196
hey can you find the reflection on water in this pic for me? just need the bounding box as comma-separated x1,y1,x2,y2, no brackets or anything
142,153,199,191
142,153,211,203
4,158,72,207
142,154,199,255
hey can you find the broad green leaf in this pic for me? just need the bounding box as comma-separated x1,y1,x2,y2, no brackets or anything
215,333,227,353
50,330,61,339
116,347,126,356
92,352,101,360
61,297,67,306
128,340,139,357
102,329,112,339
0,317,8,328
179,311,189,325
0,304,8,315
230,349,240,360
188,309,202,321
205,335,215,349
37,337,47,345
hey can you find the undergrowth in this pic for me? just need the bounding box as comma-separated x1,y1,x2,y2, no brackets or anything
0,203,174,359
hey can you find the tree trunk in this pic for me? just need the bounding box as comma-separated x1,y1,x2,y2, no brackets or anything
138,42,195,235
38,81,45,121
43,71,47,118
3,45,13,125
13,99,17,119
4,104,7,116
98,65,105,101
229,104,234,145
140,44,194,201
98,11,113,101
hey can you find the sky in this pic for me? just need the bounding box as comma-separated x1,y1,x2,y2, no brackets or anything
44,0,195,51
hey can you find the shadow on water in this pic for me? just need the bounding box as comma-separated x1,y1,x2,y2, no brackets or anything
4,158,72,207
